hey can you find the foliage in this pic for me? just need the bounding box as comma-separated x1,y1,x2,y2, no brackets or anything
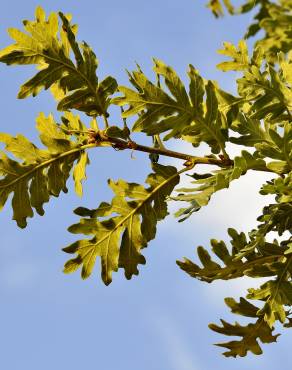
0,112,92,227
0,7,117,116
207,0,292,64
63,163,180,285
0,2,291,358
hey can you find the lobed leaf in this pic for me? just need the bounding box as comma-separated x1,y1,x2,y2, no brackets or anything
63,164,180,285
172,150,267,221
260,173,292,203
218,41,292,121
231,118,292,173
0,6,117,117
247,275,292,327
177,228,286,283
113,61,230,153
179,227,291,357
208,1,292,64
206,0,234,17
217,40,249,71
0,112,91,227
210,318,279,357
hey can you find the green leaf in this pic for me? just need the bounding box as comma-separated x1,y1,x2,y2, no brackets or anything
114,61,228,153
177,228,285,282
172,151,267,220
217,40,249,71
0,112,91,227
209,1,292,64
231,118,292,173
247,274,292,327
181,80,228,153
238,64,292,121
105,126,130,141
207,0,234,17
63,164,180,285
217,42,292,121
0,7,117,117
114,61,195,140
260,173,292,203
230,114,269,147
210,318,279,357
257,202,292,236
73,151,89,197
248,1,292,64
179,221,290,356
224,297,258,318
266,161,290,175
256,123,292,170
279,51,292,85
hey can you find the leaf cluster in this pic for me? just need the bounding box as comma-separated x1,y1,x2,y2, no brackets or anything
113,60,232,154
0,3,291,358
178,225,292,356
207,0,292,64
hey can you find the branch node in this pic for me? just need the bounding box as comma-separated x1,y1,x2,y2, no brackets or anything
127,140,138,150
87,129,100,144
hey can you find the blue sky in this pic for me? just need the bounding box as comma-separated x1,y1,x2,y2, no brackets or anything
0,1,291,369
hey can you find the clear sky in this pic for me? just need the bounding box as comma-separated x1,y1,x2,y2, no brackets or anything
0,1,291,370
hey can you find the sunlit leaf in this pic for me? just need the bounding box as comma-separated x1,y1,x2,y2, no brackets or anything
0,6,117,117
0,112,91,227
63,164,180,284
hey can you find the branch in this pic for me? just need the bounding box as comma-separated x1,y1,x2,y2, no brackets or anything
62,128,276,173
87,130,231,167
86,130,275,173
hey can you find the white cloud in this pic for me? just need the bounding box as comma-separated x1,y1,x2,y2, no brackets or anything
162,140,275,234
200,276,268,307
160,140,278,306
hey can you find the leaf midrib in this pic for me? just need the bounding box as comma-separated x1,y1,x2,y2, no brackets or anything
194,254,283,282
266,255,292,323
0,143,97,189
10,41,104,114
78,167,187,272
124,94,194,116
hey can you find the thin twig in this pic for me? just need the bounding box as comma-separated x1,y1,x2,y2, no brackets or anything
62,128,277,173
93,131,274,172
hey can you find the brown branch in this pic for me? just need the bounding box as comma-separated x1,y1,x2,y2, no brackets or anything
90,130,231,167
57,128,277,173
84,130,275,173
